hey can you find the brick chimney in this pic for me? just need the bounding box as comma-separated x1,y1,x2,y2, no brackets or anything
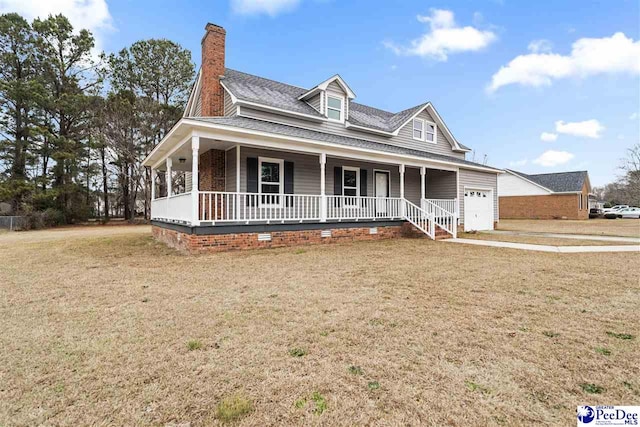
201,23,226,117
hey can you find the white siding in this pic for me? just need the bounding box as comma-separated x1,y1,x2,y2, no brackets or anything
498,173,550,196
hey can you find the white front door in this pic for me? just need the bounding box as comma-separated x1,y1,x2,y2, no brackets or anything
464,189,493,231
375,171,389,214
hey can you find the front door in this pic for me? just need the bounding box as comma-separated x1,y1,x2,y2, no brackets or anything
375,171,390,215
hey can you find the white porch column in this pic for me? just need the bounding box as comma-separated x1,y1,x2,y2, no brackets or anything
236,145,241,219
151,168,156,200
420,167,426,200
319,153,327,222
191,135,200,226
399,164,405,217
166,158,173,197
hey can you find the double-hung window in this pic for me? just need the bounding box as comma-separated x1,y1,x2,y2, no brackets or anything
425,122,436,142
259,157,283,206
342,166,359,206
413,119,423,140
413,118,437,143
327,95,343,122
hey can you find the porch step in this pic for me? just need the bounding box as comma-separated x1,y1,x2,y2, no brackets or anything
434,226,453,240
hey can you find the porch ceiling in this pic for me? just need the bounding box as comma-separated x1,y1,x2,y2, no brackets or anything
157,137,235,172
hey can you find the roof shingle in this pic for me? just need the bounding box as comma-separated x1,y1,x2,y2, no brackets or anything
508,169,589,192
220,68,469,151
191,116,499,172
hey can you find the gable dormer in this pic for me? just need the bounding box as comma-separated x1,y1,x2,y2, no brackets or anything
298,75,356,123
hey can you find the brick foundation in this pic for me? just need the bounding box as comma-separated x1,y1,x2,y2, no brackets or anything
152,222,434,253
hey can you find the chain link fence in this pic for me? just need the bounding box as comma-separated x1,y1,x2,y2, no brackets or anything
0,216,26,231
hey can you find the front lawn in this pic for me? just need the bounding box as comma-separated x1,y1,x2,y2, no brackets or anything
459,232,638,246
498,219,640,238
1,226,638,426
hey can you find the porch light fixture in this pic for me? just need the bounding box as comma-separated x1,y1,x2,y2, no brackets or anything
178,158,186,164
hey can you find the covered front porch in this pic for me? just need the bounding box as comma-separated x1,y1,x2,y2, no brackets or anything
148,130,460,239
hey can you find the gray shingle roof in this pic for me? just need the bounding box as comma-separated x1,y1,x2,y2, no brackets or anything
507,169,589,192
221,68,469,151
222,69,321,117
191,116,499,172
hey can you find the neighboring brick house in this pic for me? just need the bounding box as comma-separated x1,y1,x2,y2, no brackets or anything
143,23,503,253
498,169,592,220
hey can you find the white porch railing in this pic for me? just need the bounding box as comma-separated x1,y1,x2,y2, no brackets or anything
199,191,322,223
151,192,193,223
422,198,458,238
404,199,434,239
424,198,457,215
326,196,403,221
151,191,458,240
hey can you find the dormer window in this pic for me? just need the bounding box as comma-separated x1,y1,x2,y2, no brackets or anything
413,119,423,140
327,95,344,122
413,118,437,143
426,123,436,142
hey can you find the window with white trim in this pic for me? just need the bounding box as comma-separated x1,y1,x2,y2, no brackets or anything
413,118,423,140
342,166,359,205
327,95,343,122
425,122,436,142
259,157,283,206
413,118,437,143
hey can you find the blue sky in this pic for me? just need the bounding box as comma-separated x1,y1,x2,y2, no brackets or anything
2,0,638,186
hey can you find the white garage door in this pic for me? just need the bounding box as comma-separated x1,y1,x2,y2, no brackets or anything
464,189,494,231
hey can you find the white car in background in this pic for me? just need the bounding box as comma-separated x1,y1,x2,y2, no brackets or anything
602,205,628,214
617,207,640,219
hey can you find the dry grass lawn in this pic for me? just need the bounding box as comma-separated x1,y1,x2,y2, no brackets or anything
459,232,638,246
499,219,640,238
1,225,639,426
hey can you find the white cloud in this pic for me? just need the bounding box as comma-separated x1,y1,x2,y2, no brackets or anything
231,0,300,16
528,39,553,53
0,0,113,54
488,32,640,92
509,159,528,167
630,112,639,120
555,119,604,138
540,132,558,142
384,9,497,61
533,150,575,167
